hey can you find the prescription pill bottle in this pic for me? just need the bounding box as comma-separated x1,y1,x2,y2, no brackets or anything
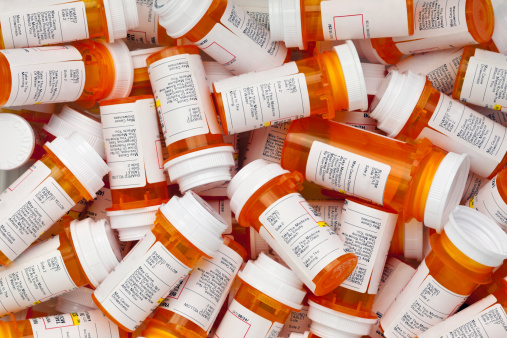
282,117,470,231
100,96,169,241
214,253,307,338
371,70,507,179
227,159,358,295
127,0,176,46
389,217,425,262
269,0,414,49
129,47,166,96
153,0,288,75
0,0,139,49
55,287,98,314
0,133,108,265
142,237,247,338
380,206,507,337
0,218,121,316
213,40,368,135
1,104,55,124
146,46,235,193
93,192,228,332
467,261,507,304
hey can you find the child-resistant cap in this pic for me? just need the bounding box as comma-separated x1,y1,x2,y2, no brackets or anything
228,159,290,218
0,114,35,170
404,219,424,261
70,218,122,287
361,63,386,96
424,153,470,232
107,205,161,241
55,287,98,314
130,47,166,69
154,0,213,38
46,133,109,198
443,206,507,267
370,71,427,137
269,0,304,49
97,40,135,100
353,39,387,65
104,0,139,42
491,0,507,53
160,191,228,257
239,253,306,310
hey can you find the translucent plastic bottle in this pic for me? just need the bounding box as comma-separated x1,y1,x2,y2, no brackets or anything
142,237,247,337
93,192,228,332
214,253,307,338
282,117,470,231
146,46,235,193
0,217,121,316
269,0,414,49
0,0,139,49
380,206,507,337
467,260,507,304
129,47,165,96
126,0,176,46
100,96,169,241
0,133,108,265
227,159,358,295
371,70,507,179
153,0,289,75
213,40,367,135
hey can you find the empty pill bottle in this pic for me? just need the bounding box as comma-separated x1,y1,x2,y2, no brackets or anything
0,217,121,316
453,47,507,112
92,192,228,332
1,104,55,124
0,309,128,338
100,96,169,241
388,217,426,262
146,46,235,193
380,206,507,337
153,0,288,75
227,159,358,296
126,0,176,46
370,70,507,179
0,0,139,49
129,47,166,97
0,133,108,265
142,237,247,338
281,117,470,231
214,253,307,338
55,287,98,314
213,40,368,135
269,0,413,49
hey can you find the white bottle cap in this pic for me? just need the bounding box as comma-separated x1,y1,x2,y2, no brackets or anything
44,106,106,159
353,39,388,65
424,153,470,232
55,287,98,314
121,0,140,30
164,146,235,194
160,191,228,257
103,0,139,42
333,41,368,111
269,0,304,49
0,114,35,170
154,0,213,38
45,133,109,198
130,47,166,69
308,300,377,338
239,252,306,310
228,159,289,218
97,40,135,101
444,206,507,267
361,63,386,96
403,219,424,261
369,70,427,137
249,228,271,259
491,0,507,54
107,205,160,241
70,218,122,288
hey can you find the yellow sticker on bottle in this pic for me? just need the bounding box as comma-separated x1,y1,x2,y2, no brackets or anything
70,313,81,326
494,104,502,111
317,221,329,227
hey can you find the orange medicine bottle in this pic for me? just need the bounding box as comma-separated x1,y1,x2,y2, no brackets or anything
146,46,235,193
281,117,470,232
213,40,367,135
380,206,507,337
214,253,307,338
370,70,507,179
227,159,358,296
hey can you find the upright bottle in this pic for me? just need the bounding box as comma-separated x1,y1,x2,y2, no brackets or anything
281,117,470,231
0,133,108,265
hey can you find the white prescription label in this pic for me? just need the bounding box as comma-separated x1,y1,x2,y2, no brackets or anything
195,1,287,75
215,62,311,135
0,1,89,49
243,122,290,166
468,176,507,232
258,193,348,290
101,98,166,189
127,0,159,45
306,141,391,205
93,232,191,331
320,0,409,40
30,310,121,338
0,236,77,315
0,46,85,107
279,305,311,337
148,53,221,146
160,244,243,332
214,299,284,338
308,200,344,233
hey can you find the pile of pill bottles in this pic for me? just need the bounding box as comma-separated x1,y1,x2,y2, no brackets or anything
2,0,507,337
